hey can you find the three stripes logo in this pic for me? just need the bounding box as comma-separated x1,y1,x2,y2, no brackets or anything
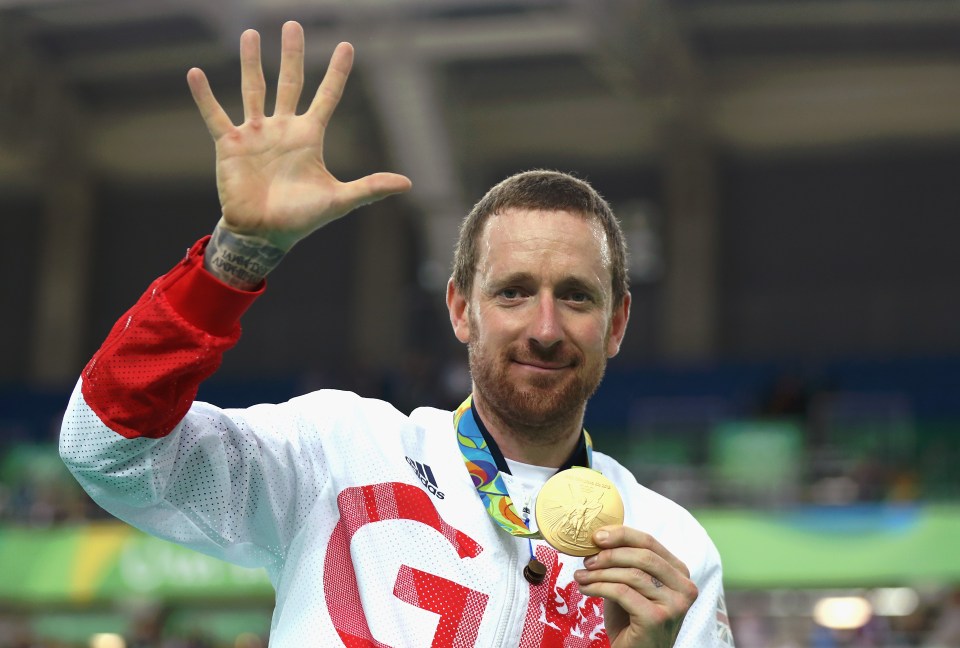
405,456,445,500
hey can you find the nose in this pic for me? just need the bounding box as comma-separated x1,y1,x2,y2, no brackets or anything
529,296,563,349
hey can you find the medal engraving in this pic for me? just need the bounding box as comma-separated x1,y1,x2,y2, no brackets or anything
536,466,624,556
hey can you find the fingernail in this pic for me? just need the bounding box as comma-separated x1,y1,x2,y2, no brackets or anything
583,555,597,568
595,530,609,543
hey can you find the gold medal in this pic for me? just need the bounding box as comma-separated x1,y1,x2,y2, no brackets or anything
535,466,624,557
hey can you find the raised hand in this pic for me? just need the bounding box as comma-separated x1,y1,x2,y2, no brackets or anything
574,527,698,647
186,21,412,254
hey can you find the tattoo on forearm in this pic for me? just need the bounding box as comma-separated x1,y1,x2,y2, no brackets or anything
204,225,286,290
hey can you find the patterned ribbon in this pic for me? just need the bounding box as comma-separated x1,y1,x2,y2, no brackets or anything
454,394,593,538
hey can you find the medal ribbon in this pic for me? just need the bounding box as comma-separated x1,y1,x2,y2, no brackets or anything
454,394,593,538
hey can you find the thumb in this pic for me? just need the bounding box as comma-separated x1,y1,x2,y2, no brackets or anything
339,172,412,211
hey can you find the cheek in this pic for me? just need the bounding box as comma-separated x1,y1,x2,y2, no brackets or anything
575,318,610,347
473,309,521,342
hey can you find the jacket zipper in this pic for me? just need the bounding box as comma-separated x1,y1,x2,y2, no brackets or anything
494,487,535,645
493,541,519,645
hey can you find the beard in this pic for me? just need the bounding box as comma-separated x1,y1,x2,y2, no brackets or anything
467,330,607,438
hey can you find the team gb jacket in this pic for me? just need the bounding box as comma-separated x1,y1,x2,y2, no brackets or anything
60,238,735,647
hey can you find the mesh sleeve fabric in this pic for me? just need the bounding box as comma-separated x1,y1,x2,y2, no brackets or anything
61,387,327,569
58,238,322,568
79,236,261,440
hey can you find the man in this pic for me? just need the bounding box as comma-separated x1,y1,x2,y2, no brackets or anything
60,21,732,647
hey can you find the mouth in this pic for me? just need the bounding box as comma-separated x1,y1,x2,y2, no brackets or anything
511,357,575,371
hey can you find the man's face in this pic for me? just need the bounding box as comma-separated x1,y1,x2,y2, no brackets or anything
447,208,630,431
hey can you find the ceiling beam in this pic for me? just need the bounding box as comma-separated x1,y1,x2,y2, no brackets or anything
683,0,960,30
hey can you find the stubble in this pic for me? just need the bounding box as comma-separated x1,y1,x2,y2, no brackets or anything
467,332,607,446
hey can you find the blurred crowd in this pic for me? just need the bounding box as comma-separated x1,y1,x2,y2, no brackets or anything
0,630,264,648
728,588,960,648
0,604,269,648
3,592,960,647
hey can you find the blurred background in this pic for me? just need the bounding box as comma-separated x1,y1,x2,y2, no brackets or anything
2,0,960,645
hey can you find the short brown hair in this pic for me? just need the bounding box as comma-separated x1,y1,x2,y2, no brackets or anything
451,169,629,308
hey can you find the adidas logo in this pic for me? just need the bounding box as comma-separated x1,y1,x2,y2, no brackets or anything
406,456,445,499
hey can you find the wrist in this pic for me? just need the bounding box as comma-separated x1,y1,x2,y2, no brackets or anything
204,221,286,290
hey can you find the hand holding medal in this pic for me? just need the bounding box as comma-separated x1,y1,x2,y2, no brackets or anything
538,468,697,646
572,525,699,647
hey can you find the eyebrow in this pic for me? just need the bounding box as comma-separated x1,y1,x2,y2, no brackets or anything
485,271,535,288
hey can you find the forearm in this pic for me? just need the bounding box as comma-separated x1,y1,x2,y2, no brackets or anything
60,237,296,565
78,237,261,438
204,220,287,290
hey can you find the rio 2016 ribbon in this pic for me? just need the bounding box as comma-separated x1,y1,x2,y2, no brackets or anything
453,394,594,539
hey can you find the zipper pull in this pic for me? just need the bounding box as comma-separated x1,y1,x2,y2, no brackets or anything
521,491,546,585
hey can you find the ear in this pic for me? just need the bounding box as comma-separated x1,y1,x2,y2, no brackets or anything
606,291,631,358
446,278,471,344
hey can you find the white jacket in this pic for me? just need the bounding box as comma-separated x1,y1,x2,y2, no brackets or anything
60,238,734,647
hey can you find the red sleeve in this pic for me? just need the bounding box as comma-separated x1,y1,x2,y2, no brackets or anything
81,237,264,439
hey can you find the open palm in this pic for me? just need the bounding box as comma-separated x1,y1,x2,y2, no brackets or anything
186,22,411,251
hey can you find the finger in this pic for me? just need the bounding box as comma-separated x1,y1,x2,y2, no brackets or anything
575,564,697,637
240,28,266,120
584,544,691,595
186,67,234,139
308,42,354,128
595,526,691,577
336,172,413,212
577,577,689,640
274,21,305,116
575,566,675,602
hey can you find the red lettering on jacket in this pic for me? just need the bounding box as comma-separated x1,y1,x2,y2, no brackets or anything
323,482,610,647
323,483,487,647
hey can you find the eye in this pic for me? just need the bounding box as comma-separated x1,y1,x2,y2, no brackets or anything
499,287,522,299
566,291,592,304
